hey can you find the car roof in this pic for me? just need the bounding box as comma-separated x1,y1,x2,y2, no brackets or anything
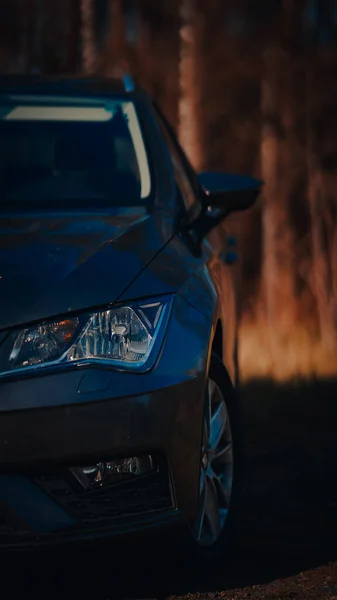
0,74,143,101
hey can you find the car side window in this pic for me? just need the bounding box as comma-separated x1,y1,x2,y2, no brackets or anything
154,105,201,213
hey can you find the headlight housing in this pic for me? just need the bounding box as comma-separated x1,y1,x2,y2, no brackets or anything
0,297,171,377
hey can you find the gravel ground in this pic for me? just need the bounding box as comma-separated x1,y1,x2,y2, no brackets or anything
170,563,337,600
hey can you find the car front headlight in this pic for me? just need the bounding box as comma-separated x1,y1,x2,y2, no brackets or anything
0,297,171,377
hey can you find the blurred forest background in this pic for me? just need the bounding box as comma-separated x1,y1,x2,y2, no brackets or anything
0,0,336,381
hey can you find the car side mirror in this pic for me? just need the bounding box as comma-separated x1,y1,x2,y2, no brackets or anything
198,172,263,215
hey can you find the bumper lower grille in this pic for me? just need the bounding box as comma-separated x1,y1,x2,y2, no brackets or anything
34,458,173,525
0,453,174,547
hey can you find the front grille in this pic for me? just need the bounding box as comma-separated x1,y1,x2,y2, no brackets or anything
0,453,174,547
34,456,173,526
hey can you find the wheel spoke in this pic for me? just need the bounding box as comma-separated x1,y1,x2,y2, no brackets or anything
212,469,232,509
210,400,227,451
204,477,222,541
212,441,232,464
208,378,216,400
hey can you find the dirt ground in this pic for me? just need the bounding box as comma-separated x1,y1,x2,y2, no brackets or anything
170,562,337,599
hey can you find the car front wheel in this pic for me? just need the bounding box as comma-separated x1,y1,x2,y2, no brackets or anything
189,353,239,557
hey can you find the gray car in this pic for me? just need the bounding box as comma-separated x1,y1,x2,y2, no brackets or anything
0,74,261,556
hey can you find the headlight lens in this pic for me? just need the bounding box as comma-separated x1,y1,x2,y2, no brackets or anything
8,318,81,370
1,298,170,376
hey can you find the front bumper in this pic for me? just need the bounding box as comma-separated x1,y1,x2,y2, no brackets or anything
0,377,203,549
0,295,211,549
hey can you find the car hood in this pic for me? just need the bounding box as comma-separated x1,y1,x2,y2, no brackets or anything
0,210,172,330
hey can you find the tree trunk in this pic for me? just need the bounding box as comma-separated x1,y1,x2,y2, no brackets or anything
259,47,296,336
80,0,96,74
306,96,337,350
16,0,34,73
67,0,82,73
98,0,128,78
305,3,337,351
178,0,204,170
306,169,337,350
136,4,153,90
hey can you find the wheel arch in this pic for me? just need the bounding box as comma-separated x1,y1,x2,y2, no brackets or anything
212,319,223,361
210,316,237,388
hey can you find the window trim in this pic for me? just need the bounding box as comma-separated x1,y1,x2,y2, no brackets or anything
152,102,203,224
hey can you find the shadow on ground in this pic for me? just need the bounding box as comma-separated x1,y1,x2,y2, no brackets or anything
236,377,337,550
6,378,337,599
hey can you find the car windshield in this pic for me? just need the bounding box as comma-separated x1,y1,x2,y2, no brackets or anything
0,98,152,211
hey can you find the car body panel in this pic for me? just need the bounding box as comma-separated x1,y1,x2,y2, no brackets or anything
0,211,175,330
0,369,203,548
0,75,241,550
0,375,204,516
120,225,237,383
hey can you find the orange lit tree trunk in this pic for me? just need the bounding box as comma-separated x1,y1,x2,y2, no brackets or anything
80,0,96,74
135,1,180,128
136,2,154,91
98,0,128,77
259,45,296,338
178,0,204,170
306,48,337,351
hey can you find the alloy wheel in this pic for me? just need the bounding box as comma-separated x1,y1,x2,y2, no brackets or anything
190,377,234,547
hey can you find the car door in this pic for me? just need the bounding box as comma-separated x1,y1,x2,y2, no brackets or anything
152,107,238,384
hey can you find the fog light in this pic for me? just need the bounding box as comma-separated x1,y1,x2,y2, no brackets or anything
70,455,154,490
